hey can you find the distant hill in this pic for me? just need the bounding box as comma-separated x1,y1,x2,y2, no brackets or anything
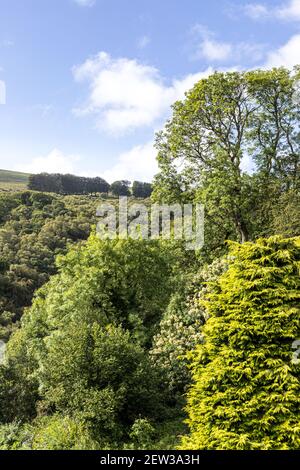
0,169,29,191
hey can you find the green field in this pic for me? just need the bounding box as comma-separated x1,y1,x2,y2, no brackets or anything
0,169,29,191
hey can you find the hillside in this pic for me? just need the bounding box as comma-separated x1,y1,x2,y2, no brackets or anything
0,67,299,453
0,169,29,191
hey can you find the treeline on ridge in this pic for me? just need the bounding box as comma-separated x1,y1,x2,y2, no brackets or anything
28,173,153,198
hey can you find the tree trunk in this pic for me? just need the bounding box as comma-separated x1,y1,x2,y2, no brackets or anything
235,213,249,243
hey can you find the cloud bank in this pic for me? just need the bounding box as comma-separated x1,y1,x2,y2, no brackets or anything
73,51,213,135
18,148,81,174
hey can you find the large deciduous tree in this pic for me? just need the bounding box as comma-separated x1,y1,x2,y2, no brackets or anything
132,181,153,198
110,180,131,197
152,68,300,248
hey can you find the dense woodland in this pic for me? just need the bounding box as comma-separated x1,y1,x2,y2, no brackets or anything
28,174,153,198
0,67,299,450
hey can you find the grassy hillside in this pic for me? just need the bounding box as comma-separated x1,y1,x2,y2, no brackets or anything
0,169,29,191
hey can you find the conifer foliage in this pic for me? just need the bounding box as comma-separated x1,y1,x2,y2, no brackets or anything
181,236,300,450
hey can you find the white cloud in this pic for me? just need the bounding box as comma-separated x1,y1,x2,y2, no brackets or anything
244,1,300,21
73,51,213,135
200,39,232,61
138,35,151,49
243,3,270,19
190,25,265,63
278,0,300,20
265,34,300,68
102,141,158,183
191,25,232,61
73,0,95,7
17,148,80,174
0,81,6,105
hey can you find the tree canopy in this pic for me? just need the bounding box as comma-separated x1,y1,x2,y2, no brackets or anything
28,173,110,195
181,236,300,450
110,180,131,197
132,181,153,198
152,68,300,253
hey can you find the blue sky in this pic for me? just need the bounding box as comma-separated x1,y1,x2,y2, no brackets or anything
0,0,299,182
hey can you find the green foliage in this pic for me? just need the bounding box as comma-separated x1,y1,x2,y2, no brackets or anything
132,181,153,198
0,421,32,450
153,68,300,254
6,321,167,443
246,68,300,186
0,191,95,339
151,258,227,394
181,236,300,450
1,67,300,450
0,169,29,192
0,364,37,423
123,414,188,450
28,173,110,195
0,191,22,223
269,189,300,238
148,415,188,450
4,234,175,435
110,180,131,196
128,418,156,449
33,234,173,345
31,415,100,450
37,324,165,441
0,416,99,450
0,414,187,451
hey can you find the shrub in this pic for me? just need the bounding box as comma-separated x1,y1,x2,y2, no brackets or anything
31,415,99,450
37,323,165,442
0,422,32,450
181,236,300,450
128,418,156,449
